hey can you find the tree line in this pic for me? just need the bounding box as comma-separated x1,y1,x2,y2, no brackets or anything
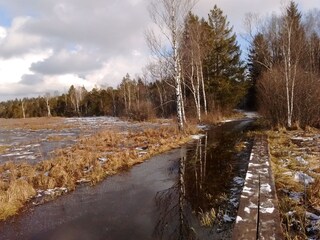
247,1,320,128
0,3,247,123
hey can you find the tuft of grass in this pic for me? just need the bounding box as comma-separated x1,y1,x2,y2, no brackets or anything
0,146,9,154
308,179,320,207
199,208,216,227
0,179,36,220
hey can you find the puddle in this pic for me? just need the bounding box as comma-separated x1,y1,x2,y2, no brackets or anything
0,119,254,239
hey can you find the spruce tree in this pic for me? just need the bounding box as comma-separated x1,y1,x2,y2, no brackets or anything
246,33,271,109
204,5,245,110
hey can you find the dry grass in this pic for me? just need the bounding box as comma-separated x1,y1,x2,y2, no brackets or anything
0,117,67,130
0,179,36,220
0,146,9,154
266,128,320,239
0,124,197,221
199,208,216,227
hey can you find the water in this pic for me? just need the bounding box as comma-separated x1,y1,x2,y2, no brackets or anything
0,119,253,240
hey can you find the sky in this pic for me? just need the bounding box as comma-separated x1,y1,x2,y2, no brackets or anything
0,0,318,101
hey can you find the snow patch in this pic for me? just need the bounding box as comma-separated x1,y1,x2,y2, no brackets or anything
248,201,258,209
243,186,254,195
191,134,206,140
294,171,315,185
223,214,235,222
221,119,233,123
236,216,244,223
260,183,272,193
249,152,254,161
295,156,308,165
306,212,320,220
260,207,275,214
291,136,313,141
244,207,250,214
233,176,244,185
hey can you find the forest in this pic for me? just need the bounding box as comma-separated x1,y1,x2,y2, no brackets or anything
0,1,319,128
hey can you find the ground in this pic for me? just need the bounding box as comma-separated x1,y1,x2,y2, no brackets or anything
267,127,320,239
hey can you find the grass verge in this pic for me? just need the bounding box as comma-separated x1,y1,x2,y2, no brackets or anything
250,125,320,239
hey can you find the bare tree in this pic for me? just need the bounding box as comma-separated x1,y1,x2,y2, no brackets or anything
181,14,210,122
21,100,26,119
280,2,306,127
147,0,197,130
44,92,52,117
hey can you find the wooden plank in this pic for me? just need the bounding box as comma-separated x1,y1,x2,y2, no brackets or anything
258,137,283,240
232,136,283,240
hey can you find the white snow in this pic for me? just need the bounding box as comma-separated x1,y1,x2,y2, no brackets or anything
291,136,313,141
236,216,244,223
243,186,254,195
221,119,233,123
98,157,108,163
306,212,320,220
243,111,259,119
295,156,308,165
246,172,253,179
244,207,251,214
233,176,245,185
191,134,206,140
288,191,303,202
223,214,234,222
260,183,272,193
260,207,275,214
248,201,258,209
294,171,315,185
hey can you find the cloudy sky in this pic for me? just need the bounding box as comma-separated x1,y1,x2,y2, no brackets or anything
0,0,318,101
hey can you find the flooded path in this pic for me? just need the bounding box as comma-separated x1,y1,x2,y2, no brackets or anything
0,118,254,240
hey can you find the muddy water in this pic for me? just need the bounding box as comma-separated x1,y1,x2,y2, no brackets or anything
0,119,253,240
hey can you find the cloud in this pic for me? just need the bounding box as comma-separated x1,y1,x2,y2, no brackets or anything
20,73,43,85
0,0,319,101
0,17,45,58
30,49,103,75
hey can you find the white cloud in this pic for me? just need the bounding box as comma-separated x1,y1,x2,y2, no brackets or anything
0,0,319,101
0,17,45,58
0,51,50,84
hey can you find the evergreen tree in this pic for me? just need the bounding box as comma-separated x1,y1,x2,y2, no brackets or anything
246,33,271,109
205,5,246,110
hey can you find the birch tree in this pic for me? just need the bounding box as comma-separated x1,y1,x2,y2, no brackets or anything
21,100,26,119
181,13,208,122
280,1,305,127
147,0,197,130
44,92,52,117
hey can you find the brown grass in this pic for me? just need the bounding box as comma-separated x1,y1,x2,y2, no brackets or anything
0,179,36,220
0,124,198,221
0,146,9,154
0,117,67,130
266,128,320,239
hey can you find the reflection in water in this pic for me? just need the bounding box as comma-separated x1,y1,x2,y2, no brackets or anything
153,147,197,240
153,120,253,239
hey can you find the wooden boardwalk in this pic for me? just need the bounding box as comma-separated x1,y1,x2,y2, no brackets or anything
232,136,283,240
